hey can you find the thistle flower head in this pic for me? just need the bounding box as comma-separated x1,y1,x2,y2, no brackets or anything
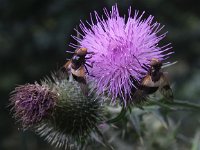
10,83,57,128
36,78,104,149
72,5,172,103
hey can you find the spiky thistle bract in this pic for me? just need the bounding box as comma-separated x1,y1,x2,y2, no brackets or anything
35,76,104,149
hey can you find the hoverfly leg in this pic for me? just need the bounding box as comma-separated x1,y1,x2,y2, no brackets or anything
85,63,92,68
86,51,95,55
84,65,89,74
85,54,93,59
66,50,75,54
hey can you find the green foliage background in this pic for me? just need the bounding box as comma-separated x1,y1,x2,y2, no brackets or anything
0,0,200,149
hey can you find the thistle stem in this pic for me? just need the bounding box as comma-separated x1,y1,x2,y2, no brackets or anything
147,99,200,111
168,99,200,110
106,103,127,124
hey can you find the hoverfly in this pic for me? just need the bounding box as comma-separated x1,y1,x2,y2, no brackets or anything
61,47,94,84
132,58,173,102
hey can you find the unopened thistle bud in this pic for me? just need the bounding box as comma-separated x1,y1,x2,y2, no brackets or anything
35,77,104,149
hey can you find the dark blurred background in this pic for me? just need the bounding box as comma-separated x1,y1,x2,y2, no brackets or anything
1,0,200,150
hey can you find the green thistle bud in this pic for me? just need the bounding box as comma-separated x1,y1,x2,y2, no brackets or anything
36,77,104,149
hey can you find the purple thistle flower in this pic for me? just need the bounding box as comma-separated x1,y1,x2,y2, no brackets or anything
71,5,173,103
10,83,57,128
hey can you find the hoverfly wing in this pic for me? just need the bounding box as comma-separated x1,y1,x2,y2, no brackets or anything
56,60,72,80
159,85,173,101
159,73,173,101
131,89,148,104
79,83,89,96
62,60,72,71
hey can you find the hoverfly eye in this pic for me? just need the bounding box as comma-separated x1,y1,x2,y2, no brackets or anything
72,55,80,62
72,55,82,67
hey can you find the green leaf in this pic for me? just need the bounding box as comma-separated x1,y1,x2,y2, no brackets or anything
191,131,200,150
129,113,144,144
152,109,169,129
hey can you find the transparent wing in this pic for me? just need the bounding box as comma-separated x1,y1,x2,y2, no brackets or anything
159,73,173,101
